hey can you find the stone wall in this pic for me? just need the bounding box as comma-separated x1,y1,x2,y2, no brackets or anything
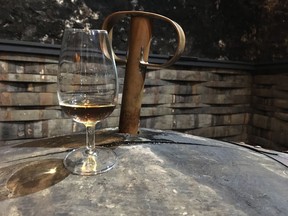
0,41,287,151
0,0,287,62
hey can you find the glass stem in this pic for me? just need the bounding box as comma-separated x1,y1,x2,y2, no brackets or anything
86,124,96,155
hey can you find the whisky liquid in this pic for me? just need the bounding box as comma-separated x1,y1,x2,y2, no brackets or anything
61,103,115,124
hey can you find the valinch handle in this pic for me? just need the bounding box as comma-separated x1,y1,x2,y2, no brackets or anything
102,11,186,134
102,11,186,69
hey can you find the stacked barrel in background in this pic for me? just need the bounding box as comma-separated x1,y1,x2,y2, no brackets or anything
0,42,287,151
0,47,250,144
140,68,251,142
250,66,288,151
0,52,84,141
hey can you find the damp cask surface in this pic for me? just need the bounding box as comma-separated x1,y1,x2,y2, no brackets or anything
0,129,287,216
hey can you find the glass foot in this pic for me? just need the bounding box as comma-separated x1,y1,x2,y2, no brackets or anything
63,147,117,175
